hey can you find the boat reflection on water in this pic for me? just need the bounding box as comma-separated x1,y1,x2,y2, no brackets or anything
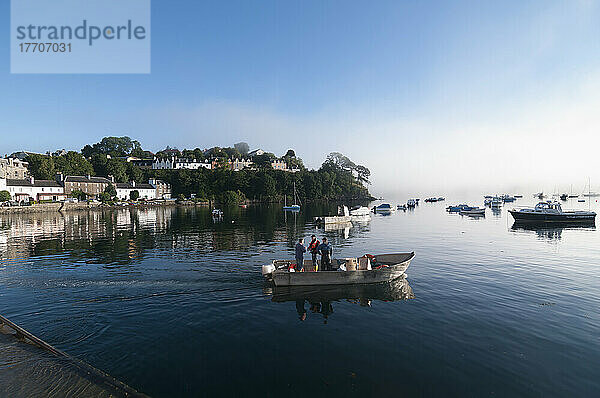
511,221,596,241
263,277,414,322
491,207,502,217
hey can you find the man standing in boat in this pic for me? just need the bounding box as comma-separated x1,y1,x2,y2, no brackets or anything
295,238,306,272
307,235,320,271
318,237,333,271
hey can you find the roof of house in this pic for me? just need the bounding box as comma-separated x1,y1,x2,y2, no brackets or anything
115,182,155,190
6,179,62,187
65,176,111,184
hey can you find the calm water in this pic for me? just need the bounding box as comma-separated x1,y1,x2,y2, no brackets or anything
1,198,599,397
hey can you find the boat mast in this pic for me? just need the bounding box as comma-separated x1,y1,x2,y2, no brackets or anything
293,181,297,205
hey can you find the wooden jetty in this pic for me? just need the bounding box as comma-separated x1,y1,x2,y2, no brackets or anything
0,314,148,398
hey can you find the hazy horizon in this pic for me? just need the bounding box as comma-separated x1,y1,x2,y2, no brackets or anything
2,0,600,195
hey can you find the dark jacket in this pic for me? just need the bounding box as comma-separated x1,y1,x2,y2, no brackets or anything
295,243,306,259
318,242,332,257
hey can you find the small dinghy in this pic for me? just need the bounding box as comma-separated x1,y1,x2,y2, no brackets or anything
262,252,415,286
459,207,485,216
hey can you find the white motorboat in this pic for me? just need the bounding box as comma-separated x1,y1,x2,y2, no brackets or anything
349,205,370,216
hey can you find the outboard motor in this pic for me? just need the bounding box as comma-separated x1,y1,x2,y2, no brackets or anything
262,263,276,278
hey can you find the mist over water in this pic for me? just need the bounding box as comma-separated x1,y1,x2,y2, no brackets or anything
0,199,599,397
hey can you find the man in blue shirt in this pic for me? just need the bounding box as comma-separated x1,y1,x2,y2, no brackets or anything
318,237,333,271
295,238,306,271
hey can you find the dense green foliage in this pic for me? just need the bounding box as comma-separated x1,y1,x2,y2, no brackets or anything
26,152,93,180
145,166,371,202
0,190,10,202
24,136,372,202
82,136,151,158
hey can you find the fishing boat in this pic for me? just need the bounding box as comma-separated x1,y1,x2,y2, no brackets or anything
491,196,502,208
407,199,417,208
560,194,568,201
397,204,407,210
424,197,438,203
262,252,415,286
514,195,523,198
283,181,301,211
437,197,445,201
509,201,596,224
459,207,485,216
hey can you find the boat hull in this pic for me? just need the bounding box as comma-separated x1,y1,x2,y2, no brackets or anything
509,210,596,224
269,277,414,303
271,253,414,286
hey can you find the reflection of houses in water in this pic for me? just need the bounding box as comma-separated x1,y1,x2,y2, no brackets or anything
0,208,175,262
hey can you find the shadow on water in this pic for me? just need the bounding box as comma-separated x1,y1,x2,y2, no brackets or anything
263,277,414,322
510,221,596,241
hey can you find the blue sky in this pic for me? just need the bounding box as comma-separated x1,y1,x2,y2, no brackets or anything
1,0,600,194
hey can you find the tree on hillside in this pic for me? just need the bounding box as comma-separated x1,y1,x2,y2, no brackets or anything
252,153,276,169
126,162,144,183
234,142,250,156
26,154,55,180
82,136,144,158
155,146,181,159
282,149,304,170
181,148,205,161
222,147,241,159
53,152,94,176
321,152,370,185
90,154,127,182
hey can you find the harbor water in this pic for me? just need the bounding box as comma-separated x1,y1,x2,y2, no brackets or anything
0,197,599,397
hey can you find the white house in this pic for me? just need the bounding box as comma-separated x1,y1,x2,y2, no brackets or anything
152,157,212,170
232,158,253,171
248,149,265,157
115,181,157,200
1,177,67,202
